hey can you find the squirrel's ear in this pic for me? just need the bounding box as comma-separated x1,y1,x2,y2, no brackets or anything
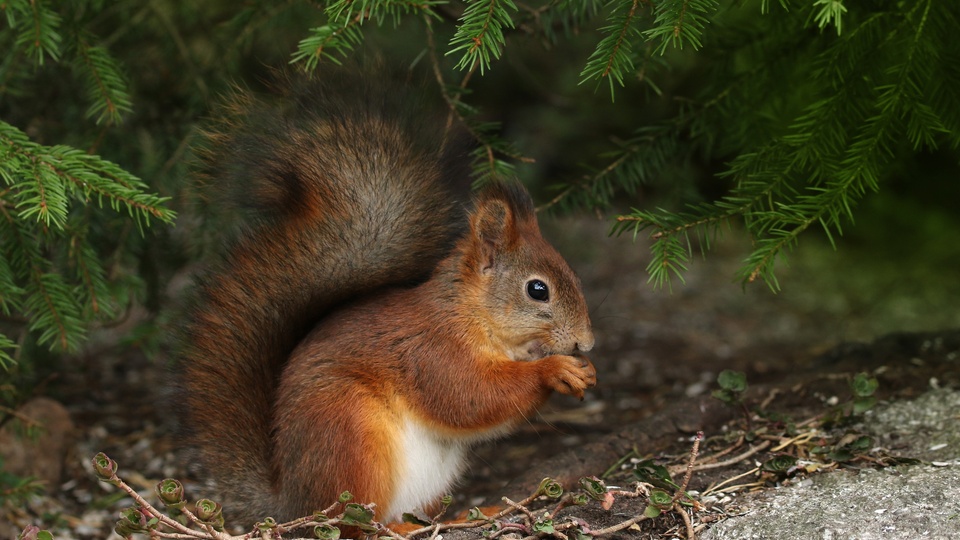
471,197,518,273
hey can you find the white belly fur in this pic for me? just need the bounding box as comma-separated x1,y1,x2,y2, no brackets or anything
386,417,514,521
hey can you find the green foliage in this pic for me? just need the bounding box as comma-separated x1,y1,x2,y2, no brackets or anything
607,0,959,289
579,0,646,98
448,0,518,73
711,369,748,405
0,121,174,366
0,456,44,509
644,0,719,54
17,525,54,540
643,489,673,518
279,0,960,292
821,371,880,427
1,1,175,372
272,1,957,293
1,0,957,396
850,372,879,414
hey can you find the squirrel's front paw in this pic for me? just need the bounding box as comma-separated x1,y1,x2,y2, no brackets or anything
542,354,597,400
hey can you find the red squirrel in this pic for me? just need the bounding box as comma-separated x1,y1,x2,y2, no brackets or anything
178,71,597,526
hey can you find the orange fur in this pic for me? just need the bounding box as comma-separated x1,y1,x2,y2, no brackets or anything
178,72,595,527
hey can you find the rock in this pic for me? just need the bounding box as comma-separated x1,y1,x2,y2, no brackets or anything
702,465,960,540
0,397,75,490
702,387,960,540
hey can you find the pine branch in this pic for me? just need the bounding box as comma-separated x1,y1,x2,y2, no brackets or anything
522,0,603,44
326,0,442,26
0,121,175,231
73,35,133,126
579,0,644,98
730,3,942,286
812,0,847,36
0,332,16,370
0,201,84,352
447,0,518,73
644,0,718,55
0,120,174,358
8,0,62,65
425,18,530,185
290,18,365,69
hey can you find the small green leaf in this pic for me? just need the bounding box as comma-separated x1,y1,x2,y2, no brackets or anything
761,454,798,473
92,452,118,481
829,448,854,462
314,524,341,540
633,459,676,490
533,518,554,533
342,503,374,525
851,373,879,397
849,435,873,451
537,477,564,499
643,505,662,518
711,388,736,404
401,513,430,526
578,476,607,500
717,370,748,393
853,396,877,414
156,478,185,508
466,507,487,521
648,489,673,510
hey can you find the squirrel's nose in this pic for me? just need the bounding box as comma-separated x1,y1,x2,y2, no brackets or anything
576,329,595,353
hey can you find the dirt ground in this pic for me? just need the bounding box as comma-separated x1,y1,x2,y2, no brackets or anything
4,211,960,538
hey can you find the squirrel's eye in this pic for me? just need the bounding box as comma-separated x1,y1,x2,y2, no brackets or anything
526,279,549,302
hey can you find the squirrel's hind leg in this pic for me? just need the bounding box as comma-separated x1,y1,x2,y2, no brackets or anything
273,386,401,522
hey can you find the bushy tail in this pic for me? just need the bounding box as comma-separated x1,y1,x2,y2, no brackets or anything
177,71,468,522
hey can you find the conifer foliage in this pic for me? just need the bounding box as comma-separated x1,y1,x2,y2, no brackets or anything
2,0,958,368
287,0,959,290
0,1,175,368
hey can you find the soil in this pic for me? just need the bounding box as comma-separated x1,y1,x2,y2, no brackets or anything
3,214,959,539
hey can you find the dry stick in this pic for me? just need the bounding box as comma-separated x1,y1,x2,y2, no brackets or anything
275,503,337,537
669,432,703,539
689,440,771,473
502,496,537,522
378,525,408,539
674,502,696,540
759,388,781,410
674,431,703,504
109,474,213,540
589,514,651,536
179,506,232,540
687,436,744,466
548,494,574,518
405,491,543,538
712,480,766,495
771,431,818,452
702,466,761,496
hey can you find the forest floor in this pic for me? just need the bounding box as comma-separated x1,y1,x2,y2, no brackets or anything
3,205,960,539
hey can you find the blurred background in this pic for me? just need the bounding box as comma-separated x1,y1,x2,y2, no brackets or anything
1,0,958,535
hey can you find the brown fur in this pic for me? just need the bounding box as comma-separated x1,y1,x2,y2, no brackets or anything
179,73,595,526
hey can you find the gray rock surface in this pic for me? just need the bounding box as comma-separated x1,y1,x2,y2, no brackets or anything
703,388,960,540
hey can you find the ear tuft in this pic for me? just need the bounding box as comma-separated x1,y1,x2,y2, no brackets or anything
473,198,512,246
471,197,514,273
468,182,537,273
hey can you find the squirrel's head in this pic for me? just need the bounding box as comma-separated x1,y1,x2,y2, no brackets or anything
460,183,594,361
